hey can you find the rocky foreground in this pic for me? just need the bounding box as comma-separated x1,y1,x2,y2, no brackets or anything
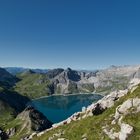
29,78,140,140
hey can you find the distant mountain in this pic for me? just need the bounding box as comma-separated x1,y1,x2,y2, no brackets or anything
12,65,140,99
5,67,27,75
0,67,18,89
5,67,48,75
2,65,140,99
46,68,64,79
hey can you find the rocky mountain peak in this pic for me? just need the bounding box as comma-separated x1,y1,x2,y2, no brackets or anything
47,68,64,79
65,68,81,82
17,106,53,132
66,67,72,71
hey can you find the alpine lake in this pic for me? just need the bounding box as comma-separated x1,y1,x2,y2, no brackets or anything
29,93,103,123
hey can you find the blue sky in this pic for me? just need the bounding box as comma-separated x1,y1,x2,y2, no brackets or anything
0,0,140,69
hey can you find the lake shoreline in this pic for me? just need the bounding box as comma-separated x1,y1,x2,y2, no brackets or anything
32,92,104,101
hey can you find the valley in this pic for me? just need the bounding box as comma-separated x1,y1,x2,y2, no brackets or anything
0,65,140,139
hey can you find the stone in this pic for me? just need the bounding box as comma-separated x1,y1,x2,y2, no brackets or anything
29,132,37,139
82,133,87,139
119,123,133,140
57,138,66,140
66,118,72,124
103,98,140,140
132,98,140,112
102,127,119,140
6,127,16,137
118,99,133,114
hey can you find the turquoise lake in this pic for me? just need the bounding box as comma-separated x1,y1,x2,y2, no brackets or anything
29,94,103,123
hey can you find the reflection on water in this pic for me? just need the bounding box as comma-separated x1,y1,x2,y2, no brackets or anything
29,94,103,123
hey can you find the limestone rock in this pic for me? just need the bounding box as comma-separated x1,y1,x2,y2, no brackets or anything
119,123,133,140
6,128,16,137
17,106,53,132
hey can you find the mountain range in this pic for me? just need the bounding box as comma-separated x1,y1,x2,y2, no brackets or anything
0,65,140,139
8,65,140,99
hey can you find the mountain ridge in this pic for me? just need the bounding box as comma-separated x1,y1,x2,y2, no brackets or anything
3,65,140,99
1,65,140,139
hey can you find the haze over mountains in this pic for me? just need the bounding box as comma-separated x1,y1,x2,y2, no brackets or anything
5,67,48,75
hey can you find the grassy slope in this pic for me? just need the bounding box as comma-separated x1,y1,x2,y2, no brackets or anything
0,87,15,128
0,97,32,139
0,104,15,128
14,73,95,98
0,115,30,140
0,91,30,139
14,73,51,99
33,85,140,140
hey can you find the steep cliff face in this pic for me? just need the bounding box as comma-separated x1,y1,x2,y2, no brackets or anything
51,68,82,94
49,65,140,95
46,68,64,79
134,68,140,79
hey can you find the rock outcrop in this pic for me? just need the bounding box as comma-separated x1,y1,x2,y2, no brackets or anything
103,98,140,140
17,106,53,132
6,128,16,138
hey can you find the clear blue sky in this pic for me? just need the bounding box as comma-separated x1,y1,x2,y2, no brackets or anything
0,0,140,69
